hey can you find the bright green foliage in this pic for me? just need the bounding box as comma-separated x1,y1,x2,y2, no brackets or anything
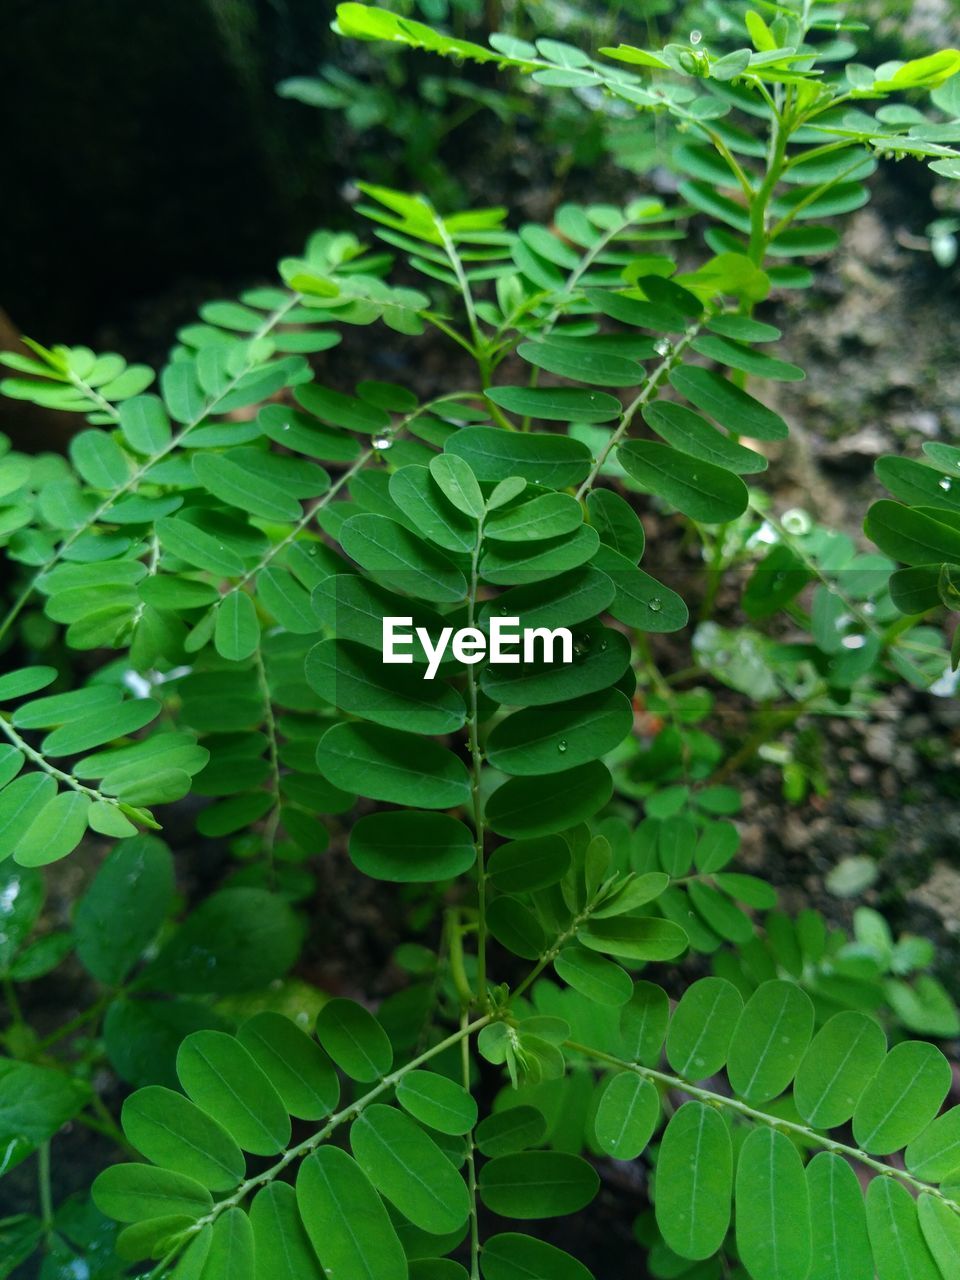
3,2,960,1278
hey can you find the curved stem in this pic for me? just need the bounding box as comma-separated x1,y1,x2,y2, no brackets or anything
574,321,704,499
566,1039,960,1216
461,1012,482,1280
465,522,489,1007
181,1016,490,1245
0,716,144,820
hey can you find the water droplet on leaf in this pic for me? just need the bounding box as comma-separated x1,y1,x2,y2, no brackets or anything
690,29,703,44
372,434,392,451
557,739,568,753
648,598,662,613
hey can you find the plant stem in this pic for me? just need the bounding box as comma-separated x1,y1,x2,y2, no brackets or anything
461,1013,482,1280
36,993,114,1051
465,522,489,1008
575,322,703,499
38,1141,54,1239
566,1039,960,1216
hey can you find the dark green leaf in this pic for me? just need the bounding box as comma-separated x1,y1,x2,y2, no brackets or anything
446,428,592,489
317,723,471,810
736,1127,812,1280
296,1146,406,1280
316,997,393,1082
486,386,622,423
656,1102,732,1260
618,441,749,523
478,1152,598,1218
176,1030,291,1155
350,811,476,883
352,1103,470,1232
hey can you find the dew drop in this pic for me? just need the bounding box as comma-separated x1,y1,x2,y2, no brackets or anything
599,638,608,650
648,597,662,613
653,338,673,357
940,477,952,492
372,434,393,451
690,28,703,44
282,422,291,431
558,739,568,753
842,634,867,650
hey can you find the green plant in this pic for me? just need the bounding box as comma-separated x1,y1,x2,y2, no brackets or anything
3,2,960,1277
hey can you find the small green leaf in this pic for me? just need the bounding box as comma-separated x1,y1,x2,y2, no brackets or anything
430,453,486,519
853,1041,952,1155
621,980,670,1064
670,366,788,440
475,1107,546,1158
352,1103,470,1233
446,428,592,489
586,489,645,561
554,947,633,1007
296,1146,407,1280
485,493,583,543
576,916,687,962
486,763,613,839
806,1153,872,1280
644,402,767,475
618,440,749,524
176,1030,291,1155
480,1233,595,1280
92,1163,212,1224
350,810,476,882
478,1152,598,1219
727,980,814,1104
317,723,471,810
121,1086,245,1191
865,1177,940,1280
918,1193,960,1280
485,386,622,423
656,1102,732,1260
118,395,173,454
865,500,960,566
485,691,632,776
192,452,302,522
250,1182,325,1280
306,639,466,734
15,792,90,867
238,1012,339,1120
341,513,467,602
396,1071,478,1136
74,836,174,984
736,1127,811,1280
0,666,57,701
594,1072,659,1160
316,997,393,1082
794,1012,887,1130
666,977,743,1081
906,1106,960,1182
517,339,643,388
389,466,477,552
487,835,570,893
